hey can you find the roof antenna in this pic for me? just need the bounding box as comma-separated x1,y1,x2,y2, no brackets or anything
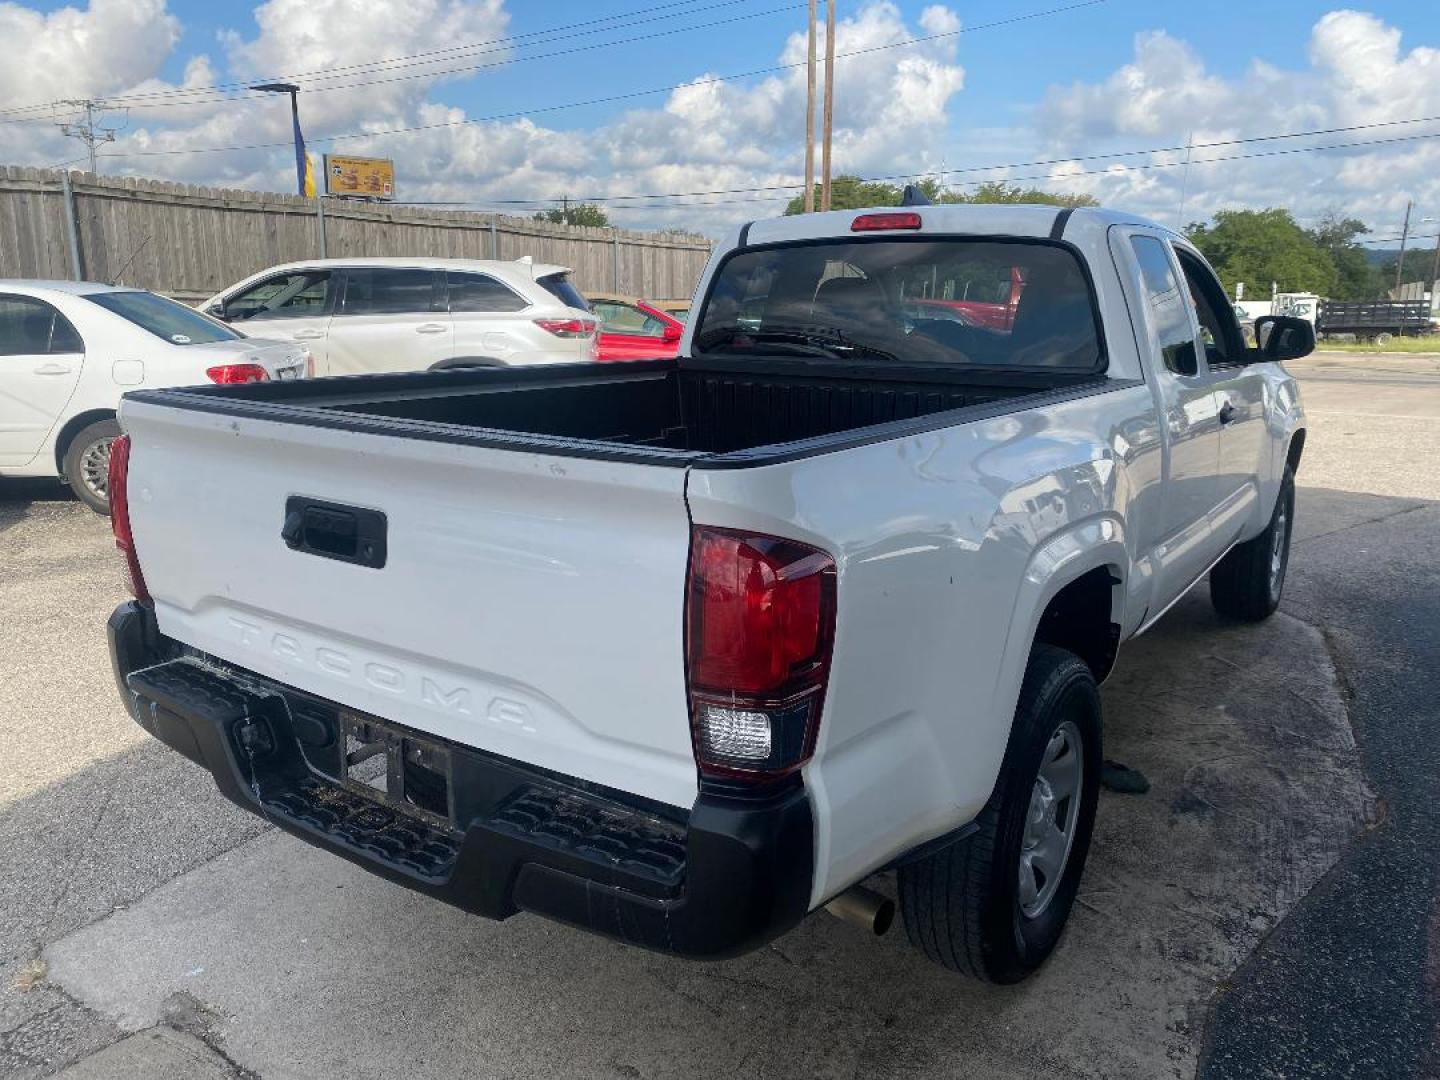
900,184,933,207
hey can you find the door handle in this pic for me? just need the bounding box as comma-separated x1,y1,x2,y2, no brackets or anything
415,323,448,334
1218,400,1237,425
291,329,325,340
33,362,74,375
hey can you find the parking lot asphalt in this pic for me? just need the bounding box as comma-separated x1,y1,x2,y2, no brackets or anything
1,350,1436,1079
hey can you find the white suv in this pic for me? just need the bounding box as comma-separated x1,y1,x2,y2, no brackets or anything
199,258,599,375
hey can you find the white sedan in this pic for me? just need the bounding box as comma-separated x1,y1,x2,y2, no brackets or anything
0,280,309,514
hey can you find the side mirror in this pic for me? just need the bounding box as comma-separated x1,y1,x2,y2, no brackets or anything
205,302,229,321
662,323,682,344
1249,315,1314,363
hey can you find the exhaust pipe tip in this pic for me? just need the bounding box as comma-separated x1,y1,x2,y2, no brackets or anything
825,885,896,937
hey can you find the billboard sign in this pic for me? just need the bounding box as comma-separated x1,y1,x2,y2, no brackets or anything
322,154,396,200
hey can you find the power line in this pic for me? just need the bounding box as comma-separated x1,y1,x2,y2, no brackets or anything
386,122,1440,212
91,1,1109,160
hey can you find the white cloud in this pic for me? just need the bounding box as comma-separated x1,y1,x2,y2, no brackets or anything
4,1,1434,240
1029,11,1440,230
0,0,179,104
0,0,965,232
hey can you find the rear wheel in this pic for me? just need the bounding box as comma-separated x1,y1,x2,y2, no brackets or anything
1209,466,1295,622
61,418,121,515
898,645,1102,982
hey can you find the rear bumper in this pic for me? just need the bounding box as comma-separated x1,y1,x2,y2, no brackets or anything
109,601,814,959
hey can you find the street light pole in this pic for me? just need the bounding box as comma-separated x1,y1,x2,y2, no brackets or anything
252,82,308,197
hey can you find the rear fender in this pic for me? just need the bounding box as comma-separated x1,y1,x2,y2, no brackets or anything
988,515,1127,757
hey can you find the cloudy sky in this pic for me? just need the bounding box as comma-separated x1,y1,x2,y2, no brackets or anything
0,0,1436,242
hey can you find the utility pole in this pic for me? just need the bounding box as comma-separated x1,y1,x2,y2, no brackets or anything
57,100,120,174
803,0,817,213
1425,218,1440,307
820,0,836,211
1395,199,1413,293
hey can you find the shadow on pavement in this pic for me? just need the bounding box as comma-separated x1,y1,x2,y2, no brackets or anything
0,478,76,535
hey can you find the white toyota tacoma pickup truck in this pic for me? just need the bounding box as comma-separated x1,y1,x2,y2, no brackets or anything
106,205,1310,983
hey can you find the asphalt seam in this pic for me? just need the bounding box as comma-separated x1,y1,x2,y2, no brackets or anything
1293,501,1432,546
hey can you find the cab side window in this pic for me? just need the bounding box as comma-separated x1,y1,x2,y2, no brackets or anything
1130,236,1198,376
0,295,84,355
1175,250,1243,367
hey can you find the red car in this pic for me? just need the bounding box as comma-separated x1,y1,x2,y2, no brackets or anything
588,294,685,361
907,266,1028,332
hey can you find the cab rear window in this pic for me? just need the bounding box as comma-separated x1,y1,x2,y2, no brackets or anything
694,239,1103,371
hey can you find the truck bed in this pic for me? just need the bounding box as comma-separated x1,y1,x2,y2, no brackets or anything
126,358,1104,466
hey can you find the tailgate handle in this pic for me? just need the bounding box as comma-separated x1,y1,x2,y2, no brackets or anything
283,497,387,569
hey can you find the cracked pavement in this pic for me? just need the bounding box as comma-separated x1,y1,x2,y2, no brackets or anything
2,351,1437,1078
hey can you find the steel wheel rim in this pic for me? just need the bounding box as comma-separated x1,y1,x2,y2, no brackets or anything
1269,501,1289,599
1019,719,1083,919
78,437,114,501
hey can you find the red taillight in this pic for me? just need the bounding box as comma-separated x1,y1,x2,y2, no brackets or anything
534,317,598,338
851,212,922,232
206,363,269,384
108,434,151,606
685,527,836,779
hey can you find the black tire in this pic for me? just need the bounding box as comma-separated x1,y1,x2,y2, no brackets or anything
898,644,1102,982
61,418,121,515
1209,466,1295,622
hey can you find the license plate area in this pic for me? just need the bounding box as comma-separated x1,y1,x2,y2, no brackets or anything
340,712,454,829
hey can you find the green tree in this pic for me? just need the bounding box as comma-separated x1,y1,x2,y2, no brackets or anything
1307,211,1382,300
534,202,610,227
785,176,1097,215
942,181,1099,209
1374,245,1440,291
1186,209,1338,299
784,175,910,214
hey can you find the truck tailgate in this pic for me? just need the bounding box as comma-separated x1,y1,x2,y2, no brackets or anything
121,398,699,809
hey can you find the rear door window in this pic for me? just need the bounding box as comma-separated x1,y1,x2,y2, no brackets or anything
341,269,441,315
447,272,528,313
0,295,83,354
693,239,1102,370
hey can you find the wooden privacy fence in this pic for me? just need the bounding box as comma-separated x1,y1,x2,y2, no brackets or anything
0,166,714,303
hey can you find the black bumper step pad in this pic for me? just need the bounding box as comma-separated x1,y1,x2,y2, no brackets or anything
489,786,687,893
264,777,461,881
